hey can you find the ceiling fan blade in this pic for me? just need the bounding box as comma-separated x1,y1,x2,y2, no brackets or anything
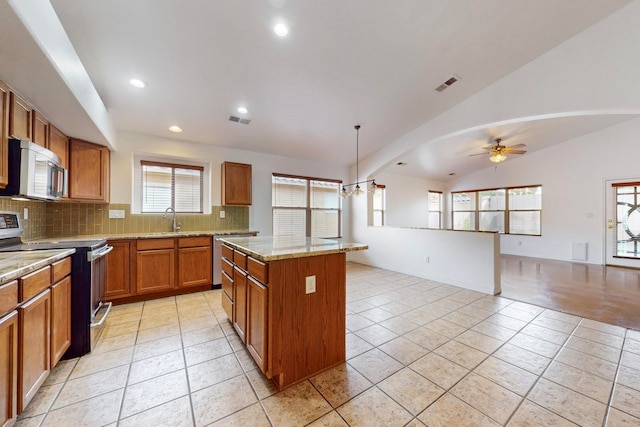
504,149,527,154
469,152,489,156
506,143,527,149
480,145,493,149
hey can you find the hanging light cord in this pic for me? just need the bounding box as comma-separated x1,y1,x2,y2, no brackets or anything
355,124,360,185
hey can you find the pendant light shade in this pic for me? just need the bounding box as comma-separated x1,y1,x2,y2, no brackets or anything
341,125,376,198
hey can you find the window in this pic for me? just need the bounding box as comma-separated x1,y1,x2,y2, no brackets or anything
372,185,386,226
452,185,541,235
272,174,341,238
427,190,443,229
141,161,203,213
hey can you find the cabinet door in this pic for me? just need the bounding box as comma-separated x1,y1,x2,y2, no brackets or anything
48,124,69,170
233,267,247,343
68,139,110,202
18,289,51,412
8,92,31,141
106,240,133,299
247,276,268,375
178,245,212,288
0,82,9,189
221,162,252,205
31,111,48,148
136,249,175,294
50,276,71,368
0,311,18,427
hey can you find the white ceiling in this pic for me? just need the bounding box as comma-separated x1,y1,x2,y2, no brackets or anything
0,0,635,179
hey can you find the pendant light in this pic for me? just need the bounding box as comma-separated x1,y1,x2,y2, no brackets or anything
341,124,377,198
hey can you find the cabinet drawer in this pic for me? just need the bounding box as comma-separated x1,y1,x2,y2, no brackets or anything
247,257,268,284
222,258,234,277
20,266,51,302
0,280,18,316
221,271,233,300
233,251,247,270
221,290,233,320
178,236,211,248
137,238,174,251
221,244,234,261
51,257,71,283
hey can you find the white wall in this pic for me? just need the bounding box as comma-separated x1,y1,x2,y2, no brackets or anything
110,131,351,238
375,172,444,228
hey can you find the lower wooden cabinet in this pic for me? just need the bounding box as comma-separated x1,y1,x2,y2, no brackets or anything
247,276,267,374
0,310,18,427
50,276,71,368
105,240,132,299
178,237,212,288
233,267,247,343
136,245,175,294
18,289,51,412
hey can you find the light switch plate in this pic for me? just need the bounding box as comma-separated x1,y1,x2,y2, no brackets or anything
220,210,226,218
305,275,316,294
109,209,125,219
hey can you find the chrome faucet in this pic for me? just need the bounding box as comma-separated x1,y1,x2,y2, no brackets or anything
163,207,181,232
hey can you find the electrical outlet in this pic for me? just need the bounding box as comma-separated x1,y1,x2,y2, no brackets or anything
305,275,316,294
109,209,125,219
220,210,226,218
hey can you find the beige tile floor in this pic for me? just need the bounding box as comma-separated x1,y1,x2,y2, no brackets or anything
15,262,640,427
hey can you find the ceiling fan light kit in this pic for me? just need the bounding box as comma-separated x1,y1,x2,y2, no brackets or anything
470,137,527,164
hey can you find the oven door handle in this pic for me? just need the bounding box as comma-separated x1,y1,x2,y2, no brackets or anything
90,301,112,328
87,245,113,262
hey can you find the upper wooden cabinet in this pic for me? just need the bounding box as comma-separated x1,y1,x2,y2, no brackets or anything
47,124,69,170
221,161,252,205
8,92,31,141
31,111,49,148
0,82,9,189
68,139,110,202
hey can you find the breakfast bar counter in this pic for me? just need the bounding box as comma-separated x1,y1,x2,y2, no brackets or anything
218,236,367,389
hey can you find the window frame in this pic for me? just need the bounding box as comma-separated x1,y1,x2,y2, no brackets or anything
451,185,542,236
272,173,342,238
372,185,386,227
427,190,443,229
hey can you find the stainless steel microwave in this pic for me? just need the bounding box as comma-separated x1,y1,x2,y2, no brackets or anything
0,139,67,201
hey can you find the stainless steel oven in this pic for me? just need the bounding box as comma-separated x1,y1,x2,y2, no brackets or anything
88,244,113,350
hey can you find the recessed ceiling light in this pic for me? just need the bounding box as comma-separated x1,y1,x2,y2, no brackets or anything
396,162,407,166
129,78,146,88
237,106,248,114
449,172,456,176
169,125,182,133
273,23,289,37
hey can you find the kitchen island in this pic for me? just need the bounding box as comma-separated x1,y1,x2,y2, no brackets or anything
218,236,367,390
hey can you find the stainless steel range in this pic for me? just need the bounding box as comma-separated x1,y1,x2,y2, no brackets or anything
0,211,113,357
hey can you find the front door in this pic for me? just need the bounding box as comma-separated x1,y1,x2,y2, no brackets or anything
605,179,640,267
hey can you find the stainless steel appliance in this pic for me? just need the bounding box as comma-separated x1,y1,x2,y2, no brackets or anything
0,212,112,357
0,139,66,201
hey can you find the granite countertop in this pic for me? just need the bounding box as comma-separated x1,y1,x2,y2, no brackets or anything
0,249,76,285
25,230,258,243
219,236,368,262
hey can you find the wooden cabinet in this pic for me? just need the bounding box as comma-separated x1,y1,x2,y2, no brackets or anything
68,139,110,202
105,240,132,300
31,111,48,148
0,82,9,189
18,289,51,412
233,267,247,342
50,276,71,368
221,161,252,205
247,276,267,374
8,92,31,141
136,239,175,294
47,124,68,170
0,310,18,427
178,237,212,288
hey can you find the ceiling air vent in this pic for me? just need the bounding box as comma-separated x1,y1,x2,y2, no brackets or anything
229,115,251,125
435,75,460,92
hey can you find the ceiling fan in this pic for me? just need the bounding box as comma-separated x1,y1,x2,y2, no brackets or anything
470,138,527,163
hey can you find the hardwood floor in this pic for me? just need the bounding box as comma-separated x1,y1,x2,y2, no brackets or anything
501,254,640,330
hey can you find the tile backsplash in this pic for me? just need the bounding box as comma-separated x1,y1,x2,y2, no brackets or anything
0,199,249,239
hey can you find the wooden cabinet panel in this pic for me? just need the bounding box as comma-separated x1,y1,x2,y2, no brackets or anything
221,291,232,322
178,236,211,248
247,276,267,374
221,161,252,205
0,280,18,317
68,139,110,202
50,276,71,368
233,267,247,343
178,245,212,288
248,257,268,284
50,258,71,284
136,249,175,294
0,311,18,427
221,244,234,261
31,111,48,148
0,82,9,189
221,271,233,301
233,251,247,271
106,240,132,299
47,124,68,170
137,238,174,251
19,266,51,302
222,258,234,277
18,289,50,412
8,92,31,141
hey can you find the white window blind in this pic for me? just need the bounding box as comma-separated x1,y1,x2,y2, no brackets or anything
141,161,203,213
